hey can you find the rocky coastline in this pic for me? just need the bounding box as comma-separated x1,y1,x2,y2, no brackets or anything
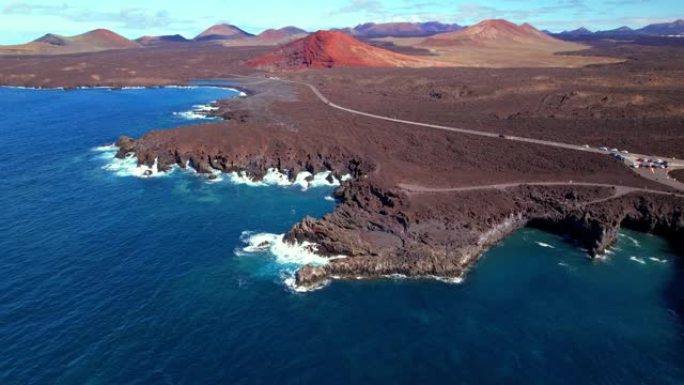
291,182,684,290
114,135,684,291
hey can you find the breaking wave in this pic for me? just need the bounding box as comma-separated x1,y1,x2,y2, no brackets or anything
92,145,171,178
237,231,345,293
173,103,219,120
227,168,347,190
237,231,333,267
94,146,349,188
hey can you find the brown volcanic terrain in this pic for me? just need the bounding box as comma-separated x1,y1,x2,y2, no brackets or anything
248,30,444,69
1,31,683,287
672,170,684,182
0,29,140,55
116,72,684,288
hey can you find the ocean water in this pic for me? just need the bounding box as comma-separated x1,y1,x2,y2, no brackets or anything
1,87,683,385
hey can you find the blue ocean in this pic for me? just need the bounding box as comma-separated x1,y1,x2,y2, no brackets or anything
1,86,683,384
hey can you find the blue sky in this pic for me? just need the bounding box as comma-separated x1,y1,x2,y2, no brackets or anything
0,0,681,43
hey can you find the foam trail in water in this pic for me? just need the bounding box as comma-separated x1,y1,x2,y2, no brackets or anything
630,256,646,265
536,242,555,249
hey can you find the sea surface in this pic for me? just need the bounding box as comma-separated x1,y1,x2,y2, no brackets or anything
1,86,683,385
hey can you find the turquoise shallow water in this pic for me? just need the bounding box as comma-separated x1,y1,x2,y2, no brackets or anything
0,87,683,385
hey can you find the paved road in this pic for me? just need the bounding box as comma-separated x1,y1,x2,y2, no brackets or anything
227,74,684,192
399,182,684,202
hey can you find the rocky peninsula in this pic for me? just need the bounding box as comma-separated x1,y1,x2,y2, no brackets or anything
115,76,684,290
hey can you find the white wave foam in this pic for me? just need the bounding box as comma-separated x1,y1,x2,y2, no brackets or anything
228,168,343,190
649,257,668,263
173,102,219,120
238,231,342,267
535,242,555,249
431,275,464,284
227,171,266,186
104,156,169,178
282,274,328,293
91,144,117,152
630,256,646,265
93,145,171,178
193,103,219,112
173,110,211,120
384,273,408,280
206,175,223,183
238,231,346,292
324,196,335,202
93,145,348,188
1,85,65,90
594,247,616,261
262,169,293,186
310,171,341,188
381,273,464,285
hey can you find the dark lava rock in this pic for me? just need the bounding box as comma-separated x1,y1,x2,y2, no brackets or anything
295,265,328,290
115,136,136,158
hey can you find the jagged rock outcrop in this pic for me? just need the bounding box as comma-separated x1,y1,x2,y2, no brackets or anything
292,183,684,289
114,135,375,181
115,136,136,158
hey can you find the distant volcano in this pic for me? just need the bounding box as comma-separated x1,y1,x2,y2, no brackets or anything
37,29,139,49
258,27,307,41
421,19,562,47
135,34,189,46
0,29,139,55
248,30,440,70
195,24,254,41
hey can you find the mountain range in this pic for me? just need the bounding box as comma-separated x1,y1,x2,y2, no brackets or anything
558,19,684,37
336,21,462,38
0,29,140,55
1,18,682,57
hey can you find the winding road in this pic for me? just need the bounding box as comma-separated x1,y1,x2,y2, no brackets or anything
227,74,684,193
